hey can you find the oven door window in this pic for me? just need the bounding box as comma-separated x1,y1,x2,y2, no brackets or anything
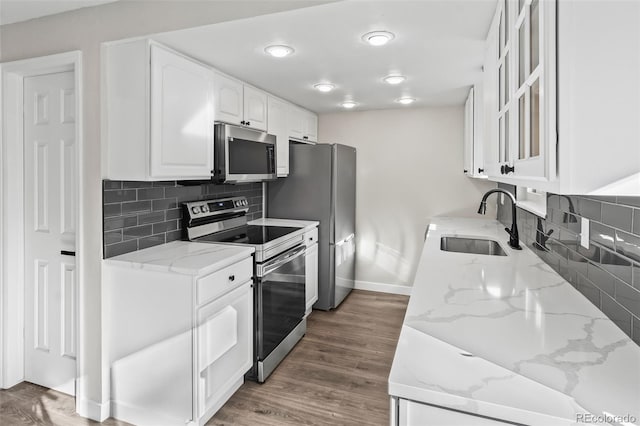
258,248,306,359
228,138,275,175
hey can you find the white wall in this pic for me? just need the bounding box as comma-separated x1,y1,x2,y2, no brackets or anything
0,0,332,416
319,107,496,288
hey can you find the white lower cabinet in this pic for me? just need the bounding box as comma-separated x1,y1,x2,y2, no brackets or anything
106,255,253,426
394,398,510,426
304,227,319,315
196,283,252,421
305,245,318,315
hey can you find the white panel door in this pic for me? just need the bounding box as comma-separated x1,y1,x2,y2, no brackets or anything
243,86,267,131
214,73,243,126
267,96,289,176
150,45,214,178
23,71,77,395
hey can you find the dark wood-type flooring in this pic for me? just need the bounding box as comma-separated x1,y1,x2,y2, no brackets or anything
0,290,409,426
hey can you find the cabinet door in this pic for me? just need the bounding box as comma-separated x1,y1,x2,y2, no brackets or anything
473,81,485,176
268,96,290,176
214,73,243,126
305,243,318,314
482,10,501,178
303,110,318,142
243,86,268,131
150,45,214,178
511,0,556,180
196,281,253,420
397,399,509,426
463,88,474,176
288,106,305,140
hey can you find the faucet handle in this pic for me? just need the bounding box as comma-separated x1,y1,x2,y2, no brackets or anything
504,227,522,250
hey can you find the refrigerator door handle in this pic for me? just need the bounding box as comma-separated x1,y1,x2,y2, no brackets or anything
336,233,355,246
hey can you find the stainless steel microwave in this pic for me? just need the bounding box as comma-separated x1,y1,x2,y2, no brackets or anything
214,123,277,184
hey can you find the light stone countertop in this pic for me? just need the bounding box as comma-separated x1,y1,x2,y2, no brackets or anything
389,217,640,425
103,241,254,276
249,217,319,230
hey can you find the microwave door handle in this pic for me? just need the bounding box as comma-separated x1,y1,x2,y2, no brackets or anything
262,246,306,276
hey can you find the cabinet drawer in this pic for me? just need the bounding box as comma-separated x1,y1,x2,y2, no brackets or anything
197,257,253,305
304,228,318,247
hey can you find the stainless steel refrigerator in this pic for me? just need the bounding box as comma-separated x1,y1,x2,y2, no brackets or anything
267,143,356,310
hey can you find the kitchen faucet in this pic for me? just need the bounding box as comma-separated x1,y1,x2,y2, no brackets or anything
477,189,522,250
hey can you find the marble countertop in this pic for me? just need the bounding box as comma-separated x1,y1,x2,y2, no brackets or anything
249,217,319,230
389,217,640,425
103,241,254,276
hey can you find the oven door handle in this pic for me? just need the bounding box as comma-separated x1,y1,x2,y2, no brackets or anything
261,245,306,276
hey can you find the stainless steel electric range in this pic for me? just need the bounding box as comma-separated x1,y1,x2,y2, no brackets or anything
183,196,307,382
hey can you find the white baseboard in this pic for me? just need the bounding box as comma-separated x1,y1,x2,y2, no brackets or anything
77,398,111,422
354,280,412,296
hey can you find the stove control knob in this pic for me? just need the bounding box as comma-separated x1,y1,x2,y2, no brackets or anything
191,206,200,214
201,205,209,213
243,199,248,206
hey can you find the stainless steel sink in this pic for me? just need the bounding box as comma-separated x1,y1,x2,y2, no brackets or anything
440,237,507,256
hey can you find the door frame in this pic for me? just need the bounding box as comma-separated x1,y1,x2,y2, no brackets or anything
0,51,84,408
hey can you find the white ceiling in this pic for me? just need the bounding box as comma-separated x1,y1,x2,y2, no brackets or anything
154,0,496,113
0,0,118,26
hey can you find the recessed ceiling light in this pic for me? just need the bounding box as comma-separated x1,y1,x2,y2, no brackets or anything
396,97,416,105
383,75,406,85
341,101,357,109
362,31,395,46
314,83,335,93
264,45,294,58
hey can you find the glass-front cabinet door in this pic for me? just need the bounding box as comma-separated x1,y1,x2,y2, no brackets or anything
511,0,555,179
484,0,556,182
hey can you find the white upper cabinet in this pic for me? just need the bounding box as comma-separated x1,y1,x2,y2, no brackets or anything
243,86,268,131
214,73,267,131
105,39,214,181
483,0,556,183
463,87,486,178
288,107,305,140
288,106,318,143
554,0,640,195
213,73,243,126
463,88,474,176
267,96,290,176
303,111,318,142
482,0,640,195
464,85,486,178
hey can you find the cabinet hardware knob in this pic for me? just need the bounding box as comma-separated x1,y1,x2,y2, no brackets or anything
303,136,308,140
246,121,250,126
500,165,505,175
478,168,484,174
60,250,76,257
229,275,235,282
463,169,468,173
504,164,515,174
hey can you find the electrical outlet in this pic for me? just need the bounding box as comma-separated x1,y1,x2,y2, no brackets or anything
581,218,590,249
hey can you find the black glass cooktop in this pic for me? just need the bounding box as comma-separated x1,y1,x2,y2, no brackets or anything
195,225,300,245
